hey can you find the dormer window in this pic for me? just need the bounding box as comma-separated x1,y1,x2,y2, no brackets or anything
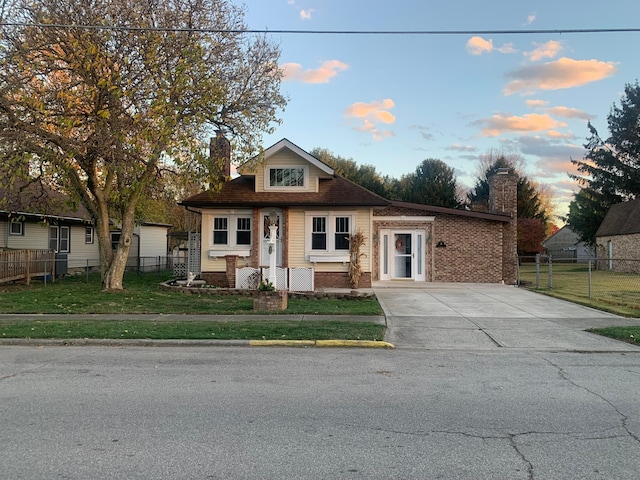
265,166,308,190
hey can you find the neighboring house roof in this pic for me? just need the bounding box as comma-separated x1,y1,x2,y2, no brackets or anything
386,200,512,223
180,174,390,208
542,225,580,248
0,184,92,224
595,198,640,237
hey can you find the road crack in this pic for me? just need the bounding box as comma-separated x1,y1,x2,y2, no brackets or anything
539,355,640,446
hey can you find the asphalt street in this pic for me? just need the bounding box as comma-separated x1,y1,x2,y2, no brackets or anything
1,284,639,479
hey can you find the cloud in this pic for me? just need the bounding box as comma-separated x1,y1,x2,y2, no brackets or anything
526,99,549,108
525,40,563,61
525,13,537,25
504,57,618,95
300,9,313,20
345,99,396,142
281,60,349,83
473,113,567,137
446,144,477,152
466,36,516,55
546,106,594,120
409,125,435,141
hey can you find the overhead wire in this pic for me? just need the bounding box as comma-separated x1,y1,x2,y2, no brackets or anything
0,23,639,35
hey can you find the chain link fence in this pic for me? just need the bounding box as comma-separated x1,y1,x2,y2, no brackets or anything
518,255,640,313
0,255,179,285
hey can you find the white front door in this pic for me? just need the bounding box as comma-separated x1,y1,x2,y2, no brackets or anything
260,208,283,267
380,229,426,281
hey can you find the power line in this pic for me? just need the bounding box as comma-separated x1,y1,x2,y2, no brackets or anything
1,23,639,35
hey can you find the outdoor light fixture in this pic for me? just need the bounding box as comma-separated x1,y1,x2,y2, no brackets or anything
436,241,447,248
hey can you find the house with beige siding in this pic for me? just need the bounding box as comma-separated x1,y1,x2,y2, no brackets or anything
1,186,170,274
180,138,519,289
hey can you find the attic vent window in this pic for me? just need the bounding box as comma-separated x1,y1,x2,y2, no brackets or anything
267,166,307,188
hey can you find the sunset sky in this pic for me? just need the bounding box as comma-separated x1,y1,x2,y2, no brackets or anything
241,0,639,219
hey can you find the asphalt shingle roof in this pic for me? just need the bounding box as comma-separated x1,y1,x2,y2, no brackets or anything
595,198,640,237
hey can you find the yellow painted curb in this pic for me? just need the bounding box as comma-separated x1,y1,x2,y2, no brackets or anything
316,340,395,348
249,339,395,348
249,340,315,347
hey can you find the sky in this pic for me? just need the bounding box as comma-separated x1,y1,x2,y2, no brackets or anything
240,0,640,221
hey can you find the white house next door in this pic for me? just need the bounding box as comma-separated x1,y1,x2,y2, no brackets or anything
379,229,426,281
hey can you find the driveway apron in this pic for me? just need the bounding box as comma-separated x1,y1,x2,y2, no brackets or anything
373,283,640,351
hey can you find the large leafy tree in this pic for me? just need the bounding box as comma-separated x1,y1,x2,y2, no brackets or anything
310,148,388,197
567,81,640,244
0,0,286,290
394,158,463,208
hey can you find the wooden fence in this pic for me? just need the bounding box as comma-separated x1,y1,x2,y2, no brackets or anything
0,249,56,285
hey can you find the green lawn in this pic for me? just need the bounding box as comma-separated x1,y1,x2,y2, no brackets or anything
518,263,640,317
0,272,382,315
588,326,640,346
0,272,385,341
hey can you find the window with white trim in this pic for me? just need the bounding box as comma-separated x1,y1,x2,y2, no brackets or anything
212,215,252,247
213,217,228,245
265,165,308,190
85,226,94,244
49,226,70,253
236,217,251,245
306,212,354,257
9,221,24,236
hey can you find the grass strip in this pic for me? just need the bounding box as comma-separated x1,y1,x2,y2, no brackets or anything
588,326,640,346
0,319,386,341
0,272,383,316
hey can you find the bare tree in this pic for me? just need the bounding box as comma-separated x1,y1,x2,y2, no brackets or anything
0,0,286,290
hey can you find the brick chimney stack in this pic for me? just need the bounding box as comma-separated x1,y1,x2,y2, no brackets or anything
210,132,231,182
488,169,518,284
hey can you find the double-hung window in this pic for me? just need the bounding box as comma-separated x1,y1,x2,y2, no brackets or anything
85,226,94,244
212,215,252,247
49,226,70,253
213,217,228,245
306,212,353,259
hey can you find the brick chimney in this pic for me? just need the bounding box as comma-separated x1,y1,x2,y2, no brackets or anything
488,169,518,284
210,132,231,182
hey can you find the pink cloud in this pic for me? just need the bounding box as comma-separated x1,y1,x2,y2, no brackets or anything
546,106,594,120
466,36,516,55
281,60,349,83
300,9,313,20
474,113,567,137
345,99,396,142
504,57,618,95
525,41,563,61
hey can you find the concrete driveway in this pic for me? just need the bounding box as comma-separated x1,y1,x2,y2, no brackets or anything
374,282,640,351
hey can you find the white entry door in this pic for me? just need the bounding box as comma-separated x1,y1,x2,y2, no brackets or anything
380,230,426,281
260,208,283,267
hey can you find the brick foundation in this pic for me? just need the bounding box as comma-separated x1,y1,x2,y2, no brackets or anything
314,271,372,289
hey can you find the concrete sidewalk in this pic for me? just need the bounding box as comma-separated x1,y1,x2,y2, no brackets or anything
374,282,640,352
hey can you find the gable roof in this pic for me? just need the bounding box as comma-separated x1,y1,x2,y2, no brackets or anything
238,138,334,176
595,198,640,237
180,174,390,208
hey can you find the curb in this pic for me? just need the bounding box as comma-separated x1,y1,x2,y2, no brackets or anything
0,338,395,349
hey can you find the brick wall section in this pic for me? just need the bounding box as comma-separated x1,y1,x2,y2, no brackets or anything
374,201,515,283
489,173,518,284
596,234,640,273
201,271,228,287
372,212,434,281
225,255,238,288
314,271,372,288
